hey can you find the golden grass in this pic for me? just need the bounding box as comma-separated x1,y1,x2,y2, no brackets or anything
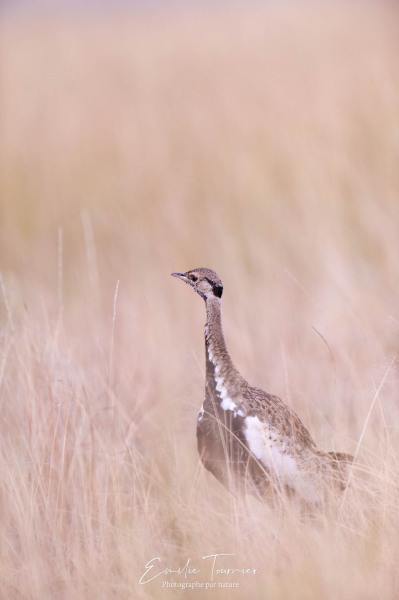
1,2,399,598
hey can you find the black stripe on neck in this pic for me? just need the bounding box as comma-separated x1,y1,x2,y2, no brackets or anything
212,284,223,298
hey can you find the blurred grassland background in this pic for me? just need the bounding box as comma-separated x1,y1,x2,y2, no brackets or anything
1,1,399,598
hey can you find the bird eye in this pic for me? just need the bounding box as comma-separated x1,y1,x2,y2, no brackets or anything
188,274,198,282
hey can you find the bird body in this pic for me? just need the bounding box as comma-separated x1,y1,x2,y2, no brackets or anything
172,268,352,506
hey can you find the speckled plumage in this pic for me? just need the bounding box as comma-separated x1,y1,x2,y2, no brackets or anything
172,268,352,506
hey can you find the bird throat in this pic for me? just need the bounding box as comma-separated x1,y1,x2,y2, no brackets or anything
204,298,243,416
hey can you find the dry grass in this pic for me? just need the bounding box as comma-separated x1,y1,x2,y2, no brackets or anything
1,2,399,598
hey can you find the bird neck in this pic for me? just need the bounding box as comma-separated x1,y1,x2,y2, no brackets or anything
204,296,240,397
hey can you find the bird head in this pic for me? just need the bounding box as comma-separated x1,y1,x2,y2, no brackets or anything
171,268,223,301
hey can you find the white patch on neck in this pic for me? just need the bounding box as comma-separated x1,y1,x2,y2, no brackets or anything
244,415,320,504
207,347,244,418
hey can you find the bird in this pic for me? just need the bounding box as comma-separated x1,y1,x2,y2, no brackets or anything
171,267,353,507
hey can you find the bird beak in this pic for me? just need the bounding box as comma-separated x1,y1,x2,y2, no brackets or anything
171,272,185,279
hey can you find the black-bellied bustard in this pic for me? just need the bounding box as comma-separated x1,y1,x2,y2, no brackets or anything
172,268,352,507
